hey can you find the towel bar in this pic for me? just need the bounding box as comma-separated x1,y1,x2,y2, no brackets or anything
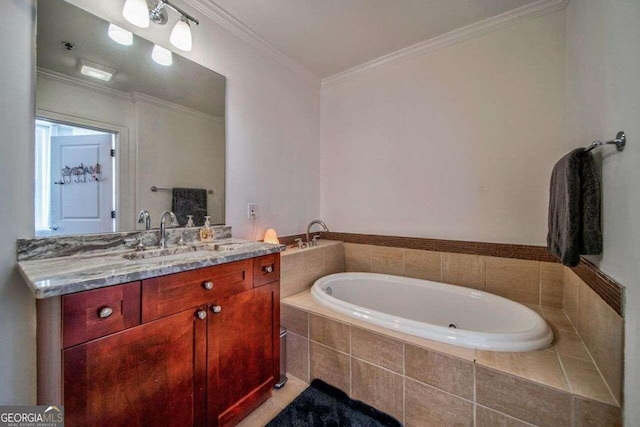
583,131,626,153
151,186,214,194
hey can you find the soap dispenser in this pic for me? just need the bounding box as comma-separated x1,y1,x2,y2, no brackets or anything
199,216,214,242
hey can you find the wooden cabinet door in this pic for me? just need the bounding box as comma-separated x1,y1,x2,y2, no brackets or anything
207,282,280,426
64,306,207,427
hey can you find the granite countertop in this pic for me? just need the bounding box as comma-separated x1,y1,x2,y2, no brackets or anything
18,238,285,299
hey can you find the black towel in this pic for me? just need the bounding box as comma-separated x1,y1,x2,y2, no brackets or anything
547,148,602,267
172,188,207,227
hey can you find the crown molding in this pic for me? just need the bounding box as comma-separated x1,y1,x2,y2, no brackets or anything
182,0,319,84
37,68,223,122
322,0,569,89
37,68,131,101
131,92,223,123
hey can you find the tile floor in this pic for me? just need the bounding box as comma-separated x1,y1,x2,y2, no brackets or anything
237,376,307,427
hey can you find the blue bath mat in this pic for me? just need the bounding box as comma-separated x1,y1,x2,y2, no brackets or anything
266,379,403,427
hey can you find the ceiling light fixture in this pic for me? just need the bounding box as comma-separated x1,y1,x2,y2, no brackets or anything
108,23,133,46
78,59,116,81
122,0,149,28
151,44,173,66
122,0,199,52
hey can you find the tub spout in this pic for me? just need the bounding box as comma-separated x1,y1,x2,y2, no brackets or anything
306,220,329,244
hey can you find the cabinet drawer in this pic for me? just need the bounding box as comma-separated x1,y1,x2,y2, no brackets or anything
142,259,253,322
253,254,280,287
62,281,141,348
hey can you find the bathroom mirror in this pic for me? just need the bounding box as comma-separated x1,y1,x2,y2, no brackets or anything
34,0,226,236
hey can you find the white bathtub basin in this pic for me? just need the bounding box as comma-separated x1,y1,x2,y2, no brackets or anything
311,272,553,352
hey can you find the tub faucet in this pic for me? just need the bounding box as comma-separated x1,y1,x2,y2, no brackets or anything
159,211,179,248
306,220,329,244
138,210,151,230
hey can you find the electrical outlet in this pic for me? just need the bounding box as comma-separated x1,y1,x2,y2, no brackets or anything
247,203,258,219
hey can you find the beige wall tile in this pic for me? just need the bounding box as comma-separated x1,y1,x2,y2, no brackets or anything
403,249,441,281
281,252,307,298
351,359,403,421
309,342,350,393
541,307,576,332
540,262,564,308
344,243,372,272
577,280,597,352
302,248,325,288
351,327,403,373
323,243,345,275
309,314,350,353
560,356,617,405
593,297,624,404
573,397,622,427
563,268,579,326
476,405,534,427
554,329,590,360
476,366,572,426
485,257,540,305
281,305,308,337
402,334,476,362
405,345,474,400
281,273,309,298
286,333,309,383
475,350,569,391
282,251,302,273
405,378,473,427
371,246,404,276
441,253,485,290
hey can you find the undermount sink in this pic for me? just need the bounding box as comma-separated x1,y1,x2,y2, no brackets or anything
212,243,245,252
122,242,247,261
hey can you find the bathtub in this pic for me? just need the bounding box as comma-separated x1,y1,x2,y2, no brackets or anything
311,272,553,352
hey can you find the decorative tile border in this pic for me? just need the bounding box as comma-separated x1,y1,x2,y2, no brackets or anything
321,232,557,262
572,259,624,316
280,231,624,316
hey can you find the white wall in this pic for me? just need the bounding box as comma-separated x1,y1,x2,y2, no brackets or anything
565,1,640,424
0,0,37,405
136,101,225,225
0,0,320,404
320,11,566,245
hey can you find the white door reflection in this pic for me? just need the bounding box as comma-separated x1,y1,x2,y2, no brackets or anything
35,119,116,236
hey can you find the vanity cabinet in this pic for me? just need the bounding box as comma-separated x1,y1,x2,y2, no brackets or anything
38,254,280,427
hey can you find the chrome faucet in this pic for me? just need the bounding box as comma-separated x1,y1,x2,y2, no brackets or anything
138,210,151,230
159,211,179,248
306,220,329,244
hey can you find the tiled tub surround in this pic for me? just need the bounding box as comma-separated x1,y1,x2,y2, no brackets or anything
280,240,344,298
282,295,621,426
320,232,623,316
278,241,624,425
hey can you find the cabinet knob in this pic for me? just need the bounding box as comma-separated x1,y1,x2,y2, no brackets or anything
211,305,222,314
196,310,207,320
203,281,214,290
98,307,113,319
263,265,273,273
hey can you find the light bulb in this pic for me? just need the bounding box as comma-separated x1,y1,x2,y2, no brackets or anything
170,18,192,51
151,44,173,66
108,23,133,46
122,0,149,28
